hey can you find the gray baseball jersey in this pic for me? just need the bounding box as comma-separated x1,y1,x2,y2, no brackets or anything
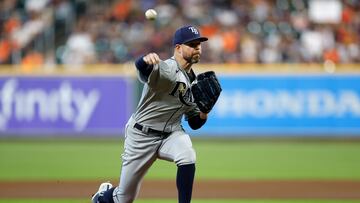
112,56,200,203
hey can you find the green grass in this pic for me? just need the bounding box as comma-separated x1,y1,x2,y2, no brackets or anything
0,138,123,180
191,140,360,180
1,138,360,180
0,199,360,203
1,139,360,202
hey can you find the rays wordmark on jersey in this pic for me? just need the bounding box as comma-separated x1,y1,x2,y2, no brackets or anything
169,81,193,106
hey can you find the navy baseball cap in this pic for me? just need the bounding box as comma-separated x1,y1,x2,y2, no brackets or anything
173,25,208,46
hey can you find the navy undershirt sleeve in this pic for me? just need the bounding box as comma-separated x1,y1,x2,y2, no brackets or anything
188,114,207,130
135,56,153,79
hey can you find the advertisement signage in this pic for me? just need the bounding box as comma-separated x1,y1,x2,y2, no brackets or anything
0,76,133,136
185,75,360,136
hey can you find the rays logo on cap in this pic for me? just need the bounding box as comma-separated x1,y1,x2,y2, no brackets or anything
173,25,208,45
189,27,199,34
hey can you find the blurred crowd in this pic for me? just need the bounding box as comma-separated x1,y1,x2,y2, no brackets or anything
0,0,359,70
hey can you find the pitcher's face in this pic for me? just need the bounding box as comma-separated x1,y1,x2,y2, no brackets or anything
180,40,202,64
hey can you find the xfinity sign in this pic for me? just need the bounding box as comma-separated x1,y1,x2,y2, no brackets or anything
0,76,131,136
0,79,100,131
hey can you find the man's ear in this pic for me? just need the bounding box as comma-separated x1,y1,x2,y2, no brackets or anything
175,44,182,55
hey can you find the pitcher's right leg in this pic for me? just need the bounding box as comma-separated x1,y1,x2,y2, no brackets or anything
112,156,156,203
112,124,161,203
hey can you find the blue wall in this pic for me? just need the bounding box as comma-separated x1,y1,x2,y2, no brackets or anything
2,74,360,137
185,74,360,136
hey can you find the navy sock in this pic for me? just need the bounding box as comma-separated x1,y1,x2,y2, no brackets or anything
176,164,195,203
98,187,115,203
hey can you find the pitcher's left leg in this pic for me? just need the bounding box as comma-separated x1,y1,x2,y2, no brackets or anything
176,163,195,203
158,131,196,203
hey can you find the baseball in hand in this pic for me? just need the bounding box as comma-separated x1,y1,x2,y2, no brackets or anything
145,9,157,20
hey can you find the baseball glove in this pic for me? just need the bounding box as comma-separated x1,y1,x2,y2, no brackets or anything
191,71,222,113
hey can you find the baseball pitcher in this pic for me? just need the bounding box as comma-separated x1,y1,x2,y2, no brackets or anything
92,25,222,203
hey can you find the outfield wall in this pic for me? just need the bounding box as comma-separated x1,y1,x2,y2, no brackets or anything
0,75,134,136
0,64,359,137
187,74,360,136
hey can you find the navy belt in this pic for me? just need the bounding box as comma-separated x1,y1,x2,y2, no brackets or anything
134,123,171,137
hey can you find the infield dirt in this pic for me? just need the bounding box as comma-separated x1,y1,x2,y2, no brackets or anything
1,180,360,199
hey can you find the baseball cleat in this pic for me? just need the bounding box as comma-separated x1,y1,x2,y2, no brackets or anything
91,182,113,203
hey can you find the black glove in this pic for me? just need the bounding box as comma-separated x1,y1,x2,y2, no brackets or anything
191,71,222,113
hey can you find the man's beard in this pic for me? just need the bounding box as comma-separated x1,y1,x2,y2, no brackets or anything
185,54,200,64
